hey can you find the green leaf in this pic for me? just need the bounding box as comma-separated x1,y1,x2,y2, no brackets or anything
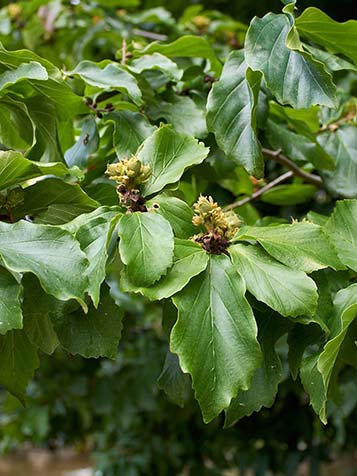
24,96,63,163
52,285,123,359
0,61,47,91
306,211,329,226
296,7,357,66
0,330,39,404
269,101,320,134
36,162,77,178
157,351,191,408
206,50,263,176
22,275,59,355
0,42,60,78
245,12,336,108
13,178,99,225
325,199,357,271
0,220,88,306
0,151,73,193
64,117,99,168
84,182,118,206
121,238,208,300
319,284,357,381
301,284,357,422
309,269,350,334
66,60,142,105
105,110,156,160
29,79,85,120
171,254,262,422
288,324,323,380
0,45,83,120
118,211,174,287
149,94,207,139
230,244,318,318
266,119,335,170
146,194,196,239
0,97,34,150
237,222,343,273
138,125,209,196
129,53,182,81
225,313,288,425
304,44,357,73
261,184,318,206
0,266,23,335
318,126,357,198
0,150,40,191
139,35,222,75
62,206,122,307
300,354,327,422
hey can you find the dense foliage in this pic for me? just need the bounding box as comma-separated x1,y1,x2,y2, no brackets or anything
0,0,356,474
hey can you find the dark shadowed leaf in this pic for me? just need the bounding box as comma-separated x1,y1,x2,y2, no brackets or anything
52,285,123,359
0,266,23,335
0,330,39,403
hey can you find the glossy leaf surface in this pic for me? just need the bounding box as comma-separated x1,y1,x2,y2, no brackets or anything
171,254,261,422
118,211,174,287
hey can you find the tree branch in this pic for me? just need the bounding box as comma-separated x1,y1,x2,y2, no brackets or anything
224,171,293,210
262,148,323,186
121,38,128,65
132,29,168,41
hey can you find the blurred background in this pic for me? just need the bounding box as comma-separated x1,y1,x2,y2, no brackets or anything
0,1,356,476
0,0,356,22
144,0,356,22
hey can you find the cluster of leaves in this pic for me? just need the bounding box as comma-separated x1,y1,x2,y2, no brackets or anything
0,0,356,447
1,316,356,476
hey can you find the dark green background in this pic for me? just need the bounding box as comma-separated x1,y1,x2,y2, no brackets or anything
143,0,356,22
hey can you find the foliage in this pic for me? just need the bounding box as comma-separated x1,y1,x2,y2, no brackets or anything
0,0,356,474
1,320,356,475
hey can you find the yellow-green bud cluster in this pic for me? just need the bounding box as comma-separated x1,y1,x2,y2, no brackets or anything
105,157,151,190
192,195,240,240
192,15,210,29
8,3,22,19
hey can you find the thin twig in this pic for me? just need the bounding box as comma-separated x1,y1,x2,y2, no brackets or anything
121,38,127,65
262,148,323,186
132,28,168,41
224,171,293,210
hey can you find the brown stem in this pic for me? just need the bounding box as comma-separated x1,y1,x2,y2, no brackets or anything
121,38,127,65
224,171,293,210
262,148,323,186
132,29,168,41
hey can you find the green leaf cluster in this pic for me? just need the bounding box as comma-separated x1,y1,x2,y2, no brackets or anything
0,0,355,431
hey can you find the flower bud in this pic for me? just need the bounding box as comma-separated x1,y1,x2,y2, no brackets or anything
140,165,151,182
8,3,22,18
106,157,151,191
126,157,142,174
192,195,240,242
